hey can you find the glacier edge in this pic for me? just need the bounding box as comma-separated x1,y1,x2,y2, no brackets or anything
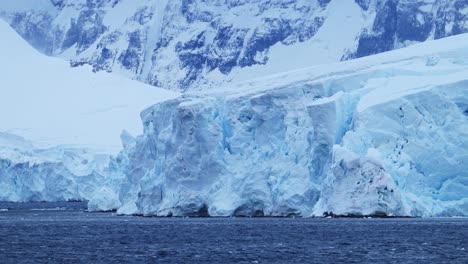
93,34,468,217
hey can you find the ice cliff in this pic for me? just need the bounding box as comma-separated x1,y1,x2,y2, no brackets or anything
0,132,109,202
93,33,468,217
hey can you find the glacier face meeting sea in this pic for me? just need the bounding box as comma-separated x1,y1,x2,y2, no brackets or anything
97,33,468,217
0,0,467,218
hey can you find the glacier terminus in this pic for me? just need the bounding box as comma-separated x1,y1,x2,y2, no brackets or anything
100,34,468,217
0,0,467,218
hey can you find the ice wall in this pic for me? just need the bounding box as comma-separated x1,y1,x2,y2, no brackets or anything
0,133,110,203
98,34,468,217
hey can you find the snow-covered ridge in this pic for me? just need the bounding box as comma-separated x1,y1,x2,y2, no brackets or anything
1,0,467,91
96,33,468,217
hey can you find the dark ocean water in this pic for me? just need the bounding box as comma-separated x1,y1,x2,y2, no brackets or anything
0,203,467,264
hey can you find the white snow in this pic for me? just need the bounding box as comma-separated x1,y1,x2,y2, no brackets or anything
139,0,169,80
0,0,55,13
0,20,180,154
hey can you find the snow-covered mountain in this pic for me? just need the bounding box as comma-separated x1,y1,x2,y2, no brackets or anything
0,19,179,202
87,33,468,217
1,0,468,91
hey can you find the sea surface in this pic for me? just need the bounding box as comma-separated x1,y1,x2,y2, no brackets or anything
0,202,467,263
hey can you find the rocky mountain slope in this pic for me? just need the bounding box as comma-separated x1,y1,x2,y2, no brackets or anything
2,0,468,90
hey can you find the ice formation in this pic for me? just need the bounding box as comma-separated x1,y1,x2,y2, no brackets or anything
92,33,468,217
0,132,109,202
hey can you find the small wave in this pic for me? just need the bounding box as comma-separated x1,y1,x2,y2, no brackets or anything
29,207,68,211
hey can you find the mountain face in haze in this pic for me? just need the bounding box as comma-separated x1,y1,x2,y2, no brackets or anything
1,0,468,90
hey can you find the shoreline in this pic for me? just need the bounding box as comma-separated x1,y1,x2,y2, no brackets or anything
3,201,468,219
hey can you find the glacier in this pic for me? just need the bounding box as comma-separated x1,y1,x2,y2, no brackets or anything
0,19,178,205
0,132,108,202
1,0,468,90
86,33,468,217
